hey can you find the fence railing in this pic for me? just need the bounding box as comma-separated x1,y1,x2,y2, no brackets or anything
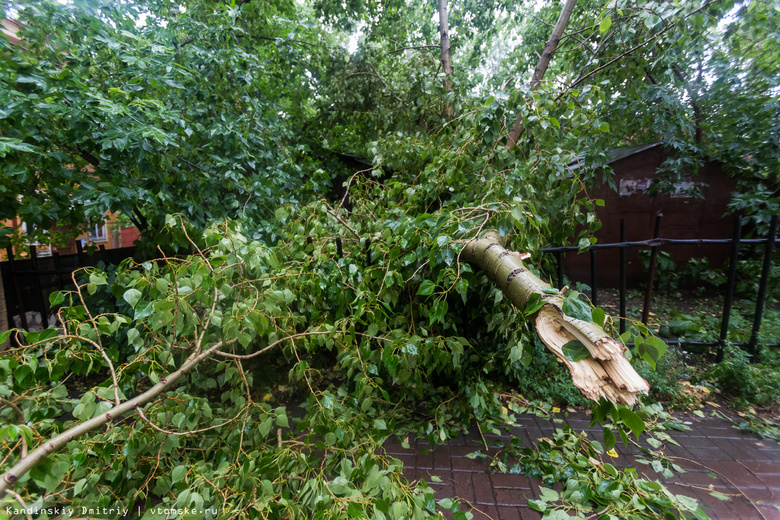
1,243,137,332
542,214,779,357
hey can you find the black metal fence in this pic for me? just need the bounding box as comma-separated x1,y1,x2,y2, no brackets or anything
1,243,137,332
542,214,779,356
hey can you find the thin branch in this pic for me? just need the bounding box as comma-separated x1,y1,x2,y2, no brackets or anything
566,0,718,91
0,397,27,459
214,331,331,360
4,489,33,520
382,45,439,56
322,204,361,239
135,402,250,436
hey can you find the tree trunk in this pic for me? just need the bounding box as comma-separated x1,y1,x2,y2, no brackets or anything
462,230,649,405
506,0,578,148
438,0,454,117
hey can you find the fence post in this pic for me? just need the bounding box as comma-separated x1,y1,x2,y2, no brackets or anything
718,216,742,361
30,245,49,329
748,214,777,357
556,251,564,289
0,262,8,351
641,214,663,324
619,219,627,335
7,246,28,331
590,249,598,307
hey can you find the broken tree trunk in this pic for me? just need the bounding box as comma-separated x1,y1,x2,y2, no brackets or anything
463,230,649,405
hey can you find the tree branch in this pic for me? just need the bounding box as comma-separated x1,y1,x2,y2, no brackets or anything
566,0,718,92
506,0,579,149
0,337,232,496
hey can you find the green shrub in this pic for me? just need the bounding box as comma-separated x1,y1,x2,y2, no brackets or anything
700,345,780,409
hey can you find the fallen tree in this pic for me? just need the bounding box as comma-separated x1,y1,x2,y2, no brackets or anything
463,230,649,405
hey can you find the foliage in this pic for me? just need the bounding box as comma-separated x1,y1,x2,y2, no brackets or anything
700,345,780,409
484,404,708,520
1,0,329,249
634,345,700,409
509,338,590,408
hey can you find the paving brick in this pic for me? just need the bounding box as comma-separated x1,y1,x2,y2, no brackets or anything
434,446,453,470
744,460,780,475
471,472,496,505
449,434,467,446
393,453,417,471
383,440,406,454
756,473,780,488
709,461,767,488
726,496,765,520
426,481,455,498
756,504,780,520
390,410,780,520
490,473,532,489
496,506,521,520
666,444,696,458
742,486,777,503
412,451,434,469
494,487,526,507
697,492,735,519
687,446,729,460
517,506,542,520
470,504,500,520
756,448,780,462
453,473,476,503
670,470,722,486
452,454,488,472
699,426,742,439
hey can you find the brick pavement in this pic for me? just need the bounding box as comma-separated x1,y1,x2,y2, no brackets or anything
384,407,780,520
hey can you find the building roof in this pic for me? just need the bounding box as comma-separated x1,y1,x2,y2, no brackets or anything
566,141,664,174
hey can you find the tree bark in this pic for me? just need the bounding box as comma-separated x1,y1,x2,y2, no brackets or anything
462,230,649,405
506,0,578,148
438,0,454,117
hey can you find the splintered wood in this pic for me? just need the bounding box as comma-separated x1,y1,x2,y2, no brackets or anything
463,230,649,406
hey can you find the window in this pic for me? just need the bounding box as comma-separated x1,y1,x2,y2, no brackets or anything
20,222,52,257
88,223,107,242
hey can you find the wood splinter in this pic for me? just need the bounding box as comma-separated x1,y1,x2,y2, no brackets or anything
463,230,649,406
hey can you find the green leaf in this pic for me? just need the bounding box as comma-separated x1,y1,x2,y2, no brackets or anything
634,336,667,369
258,417,273,438
603,427,616,449
437,498,454,510
417,280,436,296
172,465,187,484
523,293,545,316
89,272,107,285
123,288,142,309
562,340,590,362
49,291,66,307
592,307,606,328
618,407,646,438
74,478,88,496
600,17,612,34
134,301,155,320
562,297,592,322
